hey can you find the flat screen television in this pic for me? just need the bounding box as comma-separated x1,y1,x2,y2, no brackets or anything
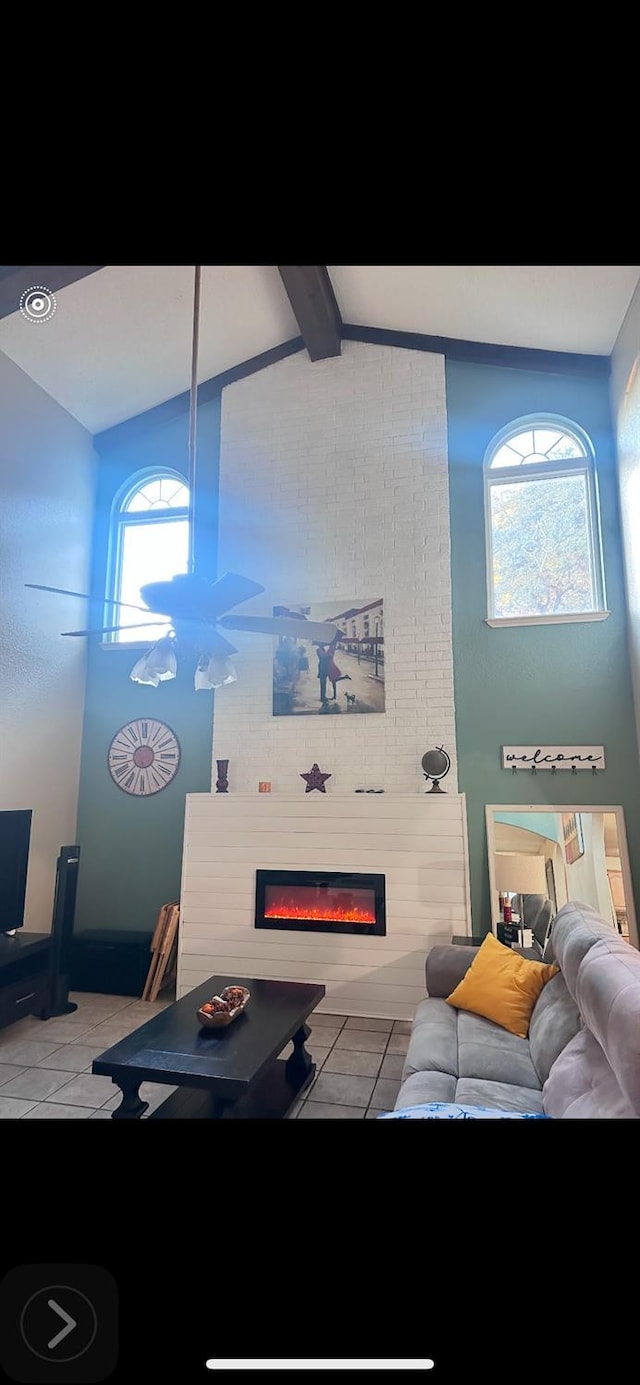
0,809,32,934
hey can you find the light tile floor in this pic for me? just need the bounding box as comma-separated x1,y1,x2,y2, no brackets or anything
288,1013,409,1118
0,992,177,1119
0,995,409,1119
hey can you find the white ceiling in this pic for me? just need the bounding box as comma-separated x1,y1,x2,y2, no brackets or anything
0,264,637,435
329,265,639,356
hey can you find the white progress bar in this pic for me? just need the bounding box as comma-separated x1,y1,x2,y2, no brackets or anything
205,1362,434,1371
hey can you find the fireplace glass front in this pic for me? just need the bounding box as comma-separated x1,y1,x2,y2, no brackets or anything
255,869,386,936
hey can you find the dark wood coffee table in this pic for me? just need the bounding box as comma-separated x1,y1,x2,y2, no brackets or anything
92,975,325,1119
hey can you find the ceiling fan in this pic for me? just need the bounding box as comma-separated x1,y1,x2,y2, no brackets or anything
25,267,340,689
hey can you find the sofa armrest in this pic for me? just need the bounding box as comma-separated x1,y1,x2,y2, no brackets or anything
425,945,478,998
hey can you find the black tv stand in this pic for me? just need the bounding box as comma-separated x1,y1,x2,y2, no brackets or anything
0,931,54,1033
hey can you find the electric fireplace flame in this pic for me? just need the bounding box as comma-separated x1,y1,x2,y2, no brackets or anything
256,871,386,936
265,892,376,925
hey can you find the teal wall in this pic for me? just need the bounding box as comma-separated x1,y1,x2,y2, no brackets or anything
74,398,220,934
446,361,640,935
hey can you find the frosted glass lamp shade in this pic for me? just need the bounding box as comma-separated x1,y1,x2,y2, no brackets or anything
194,655,238,690
129,635,177,686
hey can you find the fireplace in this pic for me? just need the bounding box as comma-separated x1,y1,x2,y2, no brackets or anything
255,869,386,936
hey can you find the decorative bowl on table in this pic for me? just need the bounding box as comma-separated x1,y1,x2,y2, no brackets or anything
197,985,250,1029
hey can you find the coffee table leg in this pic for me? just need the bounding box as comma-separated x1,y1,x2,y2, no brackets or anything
210,1095,236,1119
286,1022,315,1090
110,1076,149,1120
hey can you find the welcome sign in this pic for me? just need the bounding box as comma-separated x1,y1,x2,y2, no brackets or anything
502,745,606,771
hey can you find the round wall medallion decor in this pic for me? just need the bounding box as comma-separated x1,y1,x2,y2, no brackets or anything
107,719,181,796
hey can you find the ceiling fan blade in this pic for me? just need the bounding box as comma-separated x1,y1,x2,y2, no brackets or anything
26,582,92,599
104,598,153,613
61,621,170,637
139,572,266,622
219,615,341,643
25,583,151,614
207,572,266,615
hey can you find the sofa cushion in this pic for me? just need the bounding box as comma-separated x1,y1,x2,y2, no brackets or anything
457,1011,541,1090
446,933,558,1038
425,945,480,999
574,935,640,1116
540,907,640,1117
402,998,459,1079
550,901,617,999
454,1077,545,1114
543,1028,636,1118
394,1070,457,1109
402,1003,542,1091
528,971,582,1085
411,996,449,1029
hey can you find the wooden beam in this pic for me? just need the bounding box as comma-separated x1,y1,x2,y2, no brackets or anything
342,323,611,378
278,266,342,361
0,266,105,320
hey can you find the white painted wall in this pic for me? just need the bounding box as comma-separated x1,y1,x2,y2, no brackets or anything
0,352,96,930
565,814,614,924
177,342,469,1016
178,793,471,1019
611,285,640,756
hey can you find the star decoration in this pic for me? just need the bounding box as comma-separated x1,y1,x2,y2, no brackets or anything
300,762,332,793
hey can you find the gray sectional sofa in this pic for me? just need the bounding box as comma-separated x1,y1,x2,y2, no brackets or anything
395,901,640,1118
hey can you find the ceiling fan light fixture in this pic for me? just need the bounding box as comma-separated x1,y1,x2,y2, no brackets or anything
130,635,178,686
194,653,238,691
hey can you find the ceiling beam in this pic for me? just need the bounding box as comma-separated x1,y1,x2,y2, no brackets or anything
0,266,105,320
277,266,342,361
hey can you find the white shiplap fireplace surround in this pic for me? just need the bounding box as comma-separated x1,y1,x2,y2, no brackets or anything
177,342,472,1019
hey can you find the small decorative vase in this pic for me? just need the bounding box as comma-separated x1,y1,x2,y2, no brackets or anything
216,759,229,793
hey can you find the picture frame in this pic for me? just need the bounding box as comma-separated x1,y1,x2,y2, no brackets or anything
562,811,585,865
272,599,385,717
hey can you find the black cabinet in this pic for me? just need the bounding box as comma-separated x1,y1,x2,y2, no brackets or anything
70,929,154,997
0,932,53,1032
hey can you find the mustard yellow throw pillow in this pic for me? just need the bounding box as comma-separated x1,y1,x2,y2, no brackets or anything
446,933,559,1038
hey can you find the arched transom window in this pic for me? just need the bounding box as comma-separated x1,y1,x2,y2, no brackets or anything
107,471,189,642
484,416,607,623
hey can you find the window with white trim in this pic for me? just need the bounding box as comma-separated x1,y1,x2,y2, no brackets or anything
106,470,189,643
484,416,606,623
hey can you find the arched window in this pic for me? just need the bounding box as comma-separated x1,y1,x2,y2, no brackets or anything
484,415,607,624
106,470,189,643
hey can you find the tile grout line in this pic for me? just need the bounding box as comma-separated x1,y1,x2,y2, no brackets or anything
299,1015,403,1118
0,994,172,1119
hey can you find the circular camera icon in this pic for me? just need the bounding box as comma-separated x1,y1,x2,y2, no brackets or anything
20,285,57,324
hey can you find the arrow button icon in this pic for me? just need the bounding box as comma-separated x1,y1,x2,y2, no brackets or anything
1,1265,118,1382
47,1299,77,1351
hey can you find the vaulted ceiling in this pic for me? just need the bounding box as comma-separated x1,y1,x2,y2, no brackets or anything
0,264,638,434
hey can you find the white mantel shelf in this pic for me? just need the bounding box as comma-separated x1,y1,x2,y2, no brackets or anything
178,791,471,1020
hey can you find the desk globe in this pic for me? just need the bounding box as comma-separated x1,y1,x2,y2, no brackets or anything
421,746,451,793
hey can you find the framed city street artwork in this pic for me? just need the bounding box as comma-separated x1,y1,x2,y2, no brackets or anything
272,599,385,717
